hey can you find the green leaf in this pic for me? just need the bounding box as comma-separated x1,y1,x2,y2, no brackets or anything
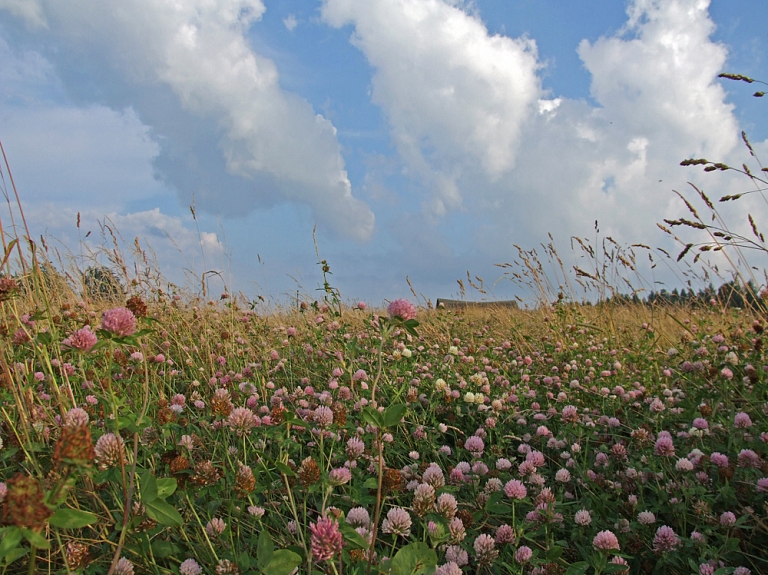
238,551,253,570
713,568,736,575
0,527,23,560
140,470,158,504
0,447,19,462
545,546,563,561
389,542,437,575
262,549,302,575
340,523,370,549
274,462,297,477
144,499,183,527
382,403,407,428
156,477,177,500
566,562,590,575
151,540,182,558
48,508,99,529
361,407,384,429
20,528,50,550
362,477,379,489
604,564,630,574
485,503,510,515
1,547,28,567
256,529,274,570
35,331,53,346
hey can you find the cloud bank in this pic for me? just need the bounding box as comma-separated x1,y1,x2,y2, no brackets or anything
0,0,374,240
322,0,754,253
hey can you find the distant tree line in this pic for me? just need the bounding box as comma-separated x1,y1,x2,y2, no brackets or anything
604,279,765,310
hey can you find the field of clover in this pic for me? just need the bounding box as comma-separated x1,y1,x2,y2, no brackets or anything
1,276,767,575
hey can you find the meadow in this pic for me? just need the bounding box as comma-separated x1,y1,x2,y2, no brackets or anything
1,74,767,575
0,264,767,575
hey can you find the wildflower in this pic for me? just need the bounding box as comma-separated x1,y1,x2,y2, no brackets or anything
206,517,226,536
435,562,462,575
719,511,736,526
64,541,91,570
346,507,371,528
649,398,665,412
526,450,545,467
328,467,352,486
675,458,694,472
737,449,760,468
757,478,768,492
247,506,265,518
1,473,52,528
654,435,675,457
445,545,468,566
435,492,458,519
313,406,334,427
346,437,365,460
637,511,656,525
387,299,417,321
473,533,499,565
178,435,194,450
64,407,90,427
555,468,571,482
353,369,368,381
228,407,257,436
0,276,19,300
652,525,680,553
593,530,620,551
94,433,126,470
495,524,515,544
310,516,343,561
734,412,753,428
514,546,533,563
52,424,95,469
733,568,751,575
180,558,203,575
447,517,466,543
101,307,137,337
561,405,579,422
63,325,98,352
114,557,134,575
298,457,321,486
504,479,527,500
216,559,241,574
381,507,412,537
235,463,256,494
422,463,445,488
710,452,729,467
464,435,484,456
574,509,592,526
692,418,708,429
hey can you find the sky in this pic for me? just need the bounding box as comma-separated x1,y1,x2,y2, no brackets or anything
0,0,766,306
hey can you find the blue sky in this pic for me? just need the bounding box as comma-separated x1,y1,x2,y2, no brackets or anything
0,0,766,306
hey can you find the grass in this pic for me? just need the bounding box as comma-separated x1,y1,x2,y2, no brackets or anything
0,71,767,575
0,275,767,575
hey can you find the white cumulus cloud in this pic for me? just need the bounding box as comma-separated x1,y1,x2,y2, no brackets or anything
0,0,374,240
322,0,542,214
323,0,761,271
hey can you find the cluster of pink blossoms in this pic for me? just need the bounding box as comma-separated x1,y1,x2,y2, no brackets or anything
387,299,417,321
101,307,137,337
